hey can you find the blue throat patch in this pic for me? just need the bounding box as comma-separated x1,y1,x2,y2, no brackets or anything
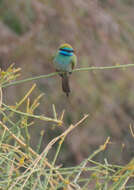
59,50,73,56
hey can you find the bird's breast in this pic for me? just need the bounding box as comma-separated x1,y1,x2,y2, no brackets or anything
54,55,72,72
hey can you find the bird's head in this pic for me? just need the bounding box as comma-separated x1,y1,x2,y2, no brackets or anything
58,43,74,56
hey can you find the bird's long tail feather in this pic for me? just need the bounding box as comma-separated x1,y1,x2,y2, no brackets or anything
61,75,70,97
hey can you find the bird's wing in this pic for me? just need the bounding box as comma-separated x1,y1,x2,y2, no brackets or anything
71,55,77,70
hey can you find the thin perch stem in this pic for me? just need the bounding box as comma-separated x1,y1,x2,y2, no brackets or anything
2,64,134,88
2,103,62,124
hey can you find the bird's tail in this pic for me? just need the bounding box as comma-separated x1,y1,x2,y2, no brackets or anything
61,74,70,97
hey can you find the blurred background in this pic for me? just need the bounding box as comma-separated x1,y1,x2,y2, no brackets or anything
1,0,134,166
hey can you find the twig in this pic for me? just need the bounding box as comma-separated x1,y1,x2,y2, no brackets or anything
43,114,88,155
2,64,134,88
73,137,110,185
0,86,2,107
129,124,134,138
2,103,62,124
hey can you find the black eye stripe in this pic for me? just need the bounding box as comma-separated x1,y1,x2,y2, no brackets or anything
59,48,74,53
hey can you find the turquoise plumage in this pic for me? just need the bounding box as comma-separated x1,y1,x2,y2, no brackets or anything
53,43,77,96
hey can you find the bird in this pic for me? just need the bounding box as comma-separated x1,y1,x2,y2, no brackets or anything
53,43,77,96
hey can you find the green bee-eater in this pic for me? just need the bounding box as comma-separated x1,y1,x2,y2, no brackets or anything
53,43,77,96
